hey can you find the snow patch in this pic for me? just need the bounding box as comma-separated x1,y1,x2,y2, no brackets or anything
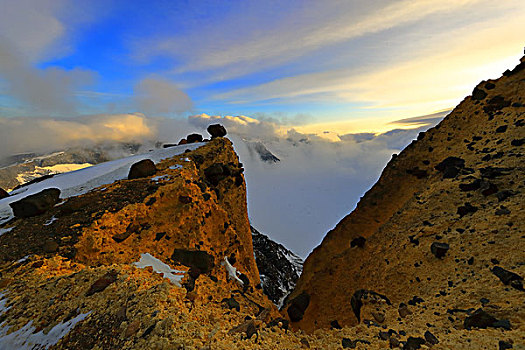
16,256,30,264
0,227,14,237
169,165,182,170
150,175,171,182
44,216,57,226
133,253,185,287
222,257,244,286
0,293,90,350
0,311,91,350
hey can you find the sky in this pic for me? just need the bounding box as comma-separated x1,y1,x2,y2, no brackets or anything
1,0,524,129
0,0,524,256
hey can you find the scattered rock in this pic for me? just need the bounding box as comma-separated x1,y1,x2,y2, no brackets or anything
430,242,449,258
459,179,481,191
424,330,439,345
491,266,524,291
371,311,385,323
496,190,514,202
495,206,511,215
222,297,240,311
511,138,524,146
342,338,370,349
435,157,465,178
112,222,140,243
207,124,227,138
86,271,118,296
350,236,366,248
472,87,488,100
499,340,513,349
464,309,511,330
398,303,412,318
390,337,401,348
457,203,478,217
495,125,508,133
287,292,310,322
484,82,496,90
403,337,426,350
186,134,203,143
0,188,8,199
330,320,342,329
9,188,61,218
128,159,156,180
481,182,499,196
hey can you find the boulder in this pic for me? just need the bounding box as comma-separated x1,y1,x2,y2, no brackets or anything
207,124,227,139
9,188,61,218
0,187,8,199
287,292,310,322
186,134,203,143
491,266,524,291
464,309,510,330
128,159,156,180
435,157,465,178
430,242,449,258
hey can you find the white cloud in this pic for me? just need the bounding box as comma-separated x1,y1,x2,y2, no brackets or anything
134,77,194,116
188,113,436,256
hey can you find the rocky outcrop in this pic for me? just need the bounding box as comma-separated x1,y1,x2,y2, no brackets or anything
0,138,283,349
285,56,525,348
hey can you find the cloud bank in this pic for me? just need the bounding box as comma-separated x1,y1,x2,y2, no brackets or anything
188,113,440,256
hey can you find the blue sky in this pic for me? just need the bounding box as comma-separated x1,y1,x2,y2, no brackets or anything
0,0,524,132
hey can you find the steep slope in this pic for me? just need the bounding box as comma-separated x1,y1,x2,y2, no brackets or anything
286,57,525,346
251,226,303,307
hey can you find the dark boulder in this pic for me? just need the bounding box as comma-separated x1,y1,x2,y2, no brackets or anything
430,242,449,258
491,266,524,291
186,133,203,143
287,292,310,322
178,139,188,145
464,309,511,330
435,157,465,178
511,138,524,146
350,236,366,248
472,87,487,100
222,296,240,311
499,340,513,349
403,337,426,350
0,188,8,199
86,271,118,296
424,330,439,345
171,249,214,275
457,203,478,217
459,179,481,191
128,159,156,180
207,124,227,138
9,188,61,218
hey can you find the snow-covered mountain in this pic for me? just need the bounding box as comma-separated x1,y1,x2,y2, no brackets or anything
251,225,303,308
0,143,147,192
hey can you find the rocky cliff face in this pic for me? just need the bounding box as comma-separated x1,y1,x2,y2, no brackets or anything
251,226,303,307
284,57,525,346
0,138,285,349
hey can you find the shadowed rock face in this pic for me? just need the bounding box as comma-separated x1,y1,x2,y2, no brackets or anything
286,56,525,339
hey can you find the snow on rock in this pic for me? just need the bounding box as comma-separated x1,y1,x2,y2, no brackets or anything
222,257,244,286
133,253,186,287
0,227,14,237
0,292,91,350
0,143,203,225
